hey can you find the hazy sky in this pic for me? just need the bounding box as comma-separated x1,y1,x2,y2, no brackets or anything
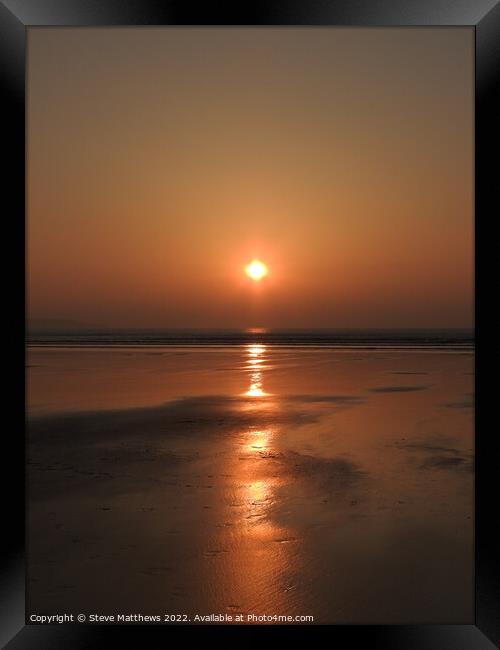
28,27,473,329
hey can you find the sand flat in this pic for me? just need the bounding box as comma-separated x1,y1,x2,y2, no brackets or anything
27,345,474,623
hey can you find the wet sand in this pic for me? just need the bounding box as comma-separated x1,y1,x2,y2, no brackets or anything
27,345,474,623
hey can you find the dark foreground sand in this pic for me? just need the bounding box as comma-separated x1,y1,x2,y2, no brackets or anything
27,345,474,623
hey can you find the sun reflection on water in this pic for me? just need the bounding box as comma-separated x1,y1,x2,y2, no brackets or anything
248,344,265,357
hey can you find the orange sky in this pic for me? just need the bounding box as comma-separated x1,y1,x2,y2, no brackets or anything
28,27,473,329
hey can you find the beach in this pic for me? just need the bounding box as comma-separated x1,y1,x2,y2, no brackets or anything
27,343,474,623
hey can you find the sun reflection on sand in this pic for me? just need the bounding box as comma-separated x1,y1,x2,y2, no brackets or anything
248,478,270,502
247,428,272,453
204,344,301,615
226,454,296,613
244,344,268,398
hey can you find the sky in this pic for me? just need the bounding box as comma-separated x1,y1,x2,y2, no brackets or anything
28,27,474,329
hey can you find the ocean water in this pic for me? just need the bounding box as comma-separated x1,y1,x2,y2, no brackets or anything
27,339,474,623
27,327,474,347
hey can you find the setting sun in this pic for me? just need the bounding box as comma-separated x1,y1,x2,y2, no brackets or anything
245,260,268,282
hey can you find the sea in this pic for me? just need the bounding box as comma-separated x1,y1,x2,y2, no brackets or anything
27,327,474,348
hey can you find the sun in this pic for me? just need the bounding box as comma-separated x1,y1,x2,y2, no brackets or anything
245,259,268,282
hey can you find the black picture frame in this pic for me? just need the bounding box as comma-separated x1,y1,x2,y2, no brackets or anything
1,1,499,647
